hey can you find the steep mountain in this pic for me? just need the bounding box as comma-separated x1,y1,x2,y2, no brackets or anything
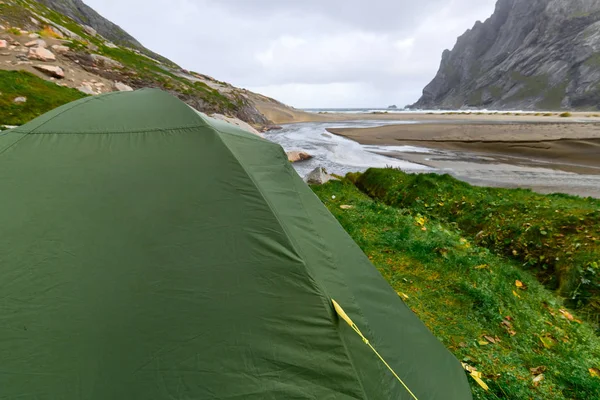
412,0,600,110
36,0,172,65
0,0,299,127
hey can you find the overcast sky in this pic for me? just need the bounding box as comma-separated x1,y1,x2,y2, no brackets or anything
85,0,497,108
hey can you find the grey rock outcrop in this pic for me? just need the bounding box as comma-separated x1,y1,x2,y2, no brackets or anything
413,0,600,110
33,65,65,79
38,0,176,67
305,167,337,185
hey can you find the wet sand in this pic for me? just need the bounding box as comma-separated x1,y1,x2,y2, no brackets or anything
328,122,600,172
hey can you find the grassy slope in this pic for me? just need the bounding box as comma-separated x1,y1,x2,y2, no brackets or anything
0,70,86,125
312,179,600,399
354,169,600,320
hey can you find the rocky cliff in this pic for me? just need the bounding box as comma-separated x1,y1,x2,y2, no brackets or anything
0,0,297,127
412,0,600,110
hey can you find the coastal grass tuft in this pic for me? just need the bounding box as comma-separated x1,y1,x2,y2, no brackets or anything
0,70,86,126
353,169,600,321
312,179,600,399
559,112,573,117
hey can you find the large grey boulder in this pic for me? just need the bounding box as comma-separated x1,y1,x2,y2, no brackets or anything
305,167,337,185
33,65,65,79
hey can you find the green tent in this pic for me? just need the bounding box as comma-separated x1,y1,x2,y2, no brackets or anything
0,89,471,399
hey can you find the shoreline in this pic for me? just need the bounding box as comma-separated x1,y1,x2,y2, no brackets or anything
327,122,600,174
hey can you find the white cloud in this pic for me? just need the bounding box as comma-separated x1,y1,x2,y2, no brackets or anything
85,0,497,107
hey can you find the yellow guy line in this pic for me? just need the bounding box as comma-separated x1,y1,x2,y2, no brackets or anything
332,299,419,400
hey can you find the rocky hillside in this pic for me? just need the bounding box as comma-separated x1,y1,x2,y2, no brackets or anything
412,0,600,110
0,0,296,128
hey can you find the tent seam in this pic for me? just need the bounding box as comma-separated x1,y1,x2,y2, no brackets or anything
210,125,370,400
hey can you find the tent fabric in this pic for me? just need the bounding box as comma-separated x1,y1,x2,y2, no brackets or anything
0,89,472,399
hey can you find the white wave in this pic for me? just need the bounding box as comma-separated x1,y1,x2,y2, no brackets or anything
265,120,431,177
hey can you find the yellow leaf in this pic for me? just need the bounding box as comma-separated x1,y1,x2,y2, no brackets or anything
539,335,556,349
515,280,523,288
397,292,409,300
532,374,545,386
512,290,521,298
470,373,489,391
590,368,600,378
339,205,354,210
478,340,489,346
474,264,489,270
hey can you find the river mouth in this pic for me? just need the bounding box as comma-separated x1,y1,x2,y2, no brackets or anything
265,120,433,177
266,121,600,198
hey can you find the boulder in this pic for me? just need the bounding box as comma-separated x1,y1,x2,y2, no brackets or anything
114,81,133,92
25,39,47,48
77,83,96,95
83,25,97,36
305,167,337,185
90,54,122,69
13,97,27,103
28,47,55,61
15,54,29,61
28,33,41,39
51,44,69,54
33,64,65,79
0,39,6,49
104,42,118,49
287,151,313,163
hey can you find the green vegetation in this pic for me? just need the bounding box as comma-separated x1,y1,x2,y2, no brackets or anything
489,86,503,99
537,81,569,110
508,72,549,103
559,112,572,118
468,89,483,106
312,177,600,399
0,70,86,125
584,54,600,68
353,169,600,320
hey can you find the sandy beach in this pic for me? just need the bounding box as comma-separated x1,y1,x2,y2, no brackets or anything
327,121,600,174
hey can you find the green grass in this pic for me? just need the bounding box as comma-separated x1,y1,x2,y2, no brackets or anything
352,169,600,321
312,179,600,399
0,70,86,125
559,112,572,118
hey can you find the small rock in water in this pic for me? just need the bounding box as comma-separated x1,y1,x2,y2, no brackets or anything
287,151,313,163
13,97,27,103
